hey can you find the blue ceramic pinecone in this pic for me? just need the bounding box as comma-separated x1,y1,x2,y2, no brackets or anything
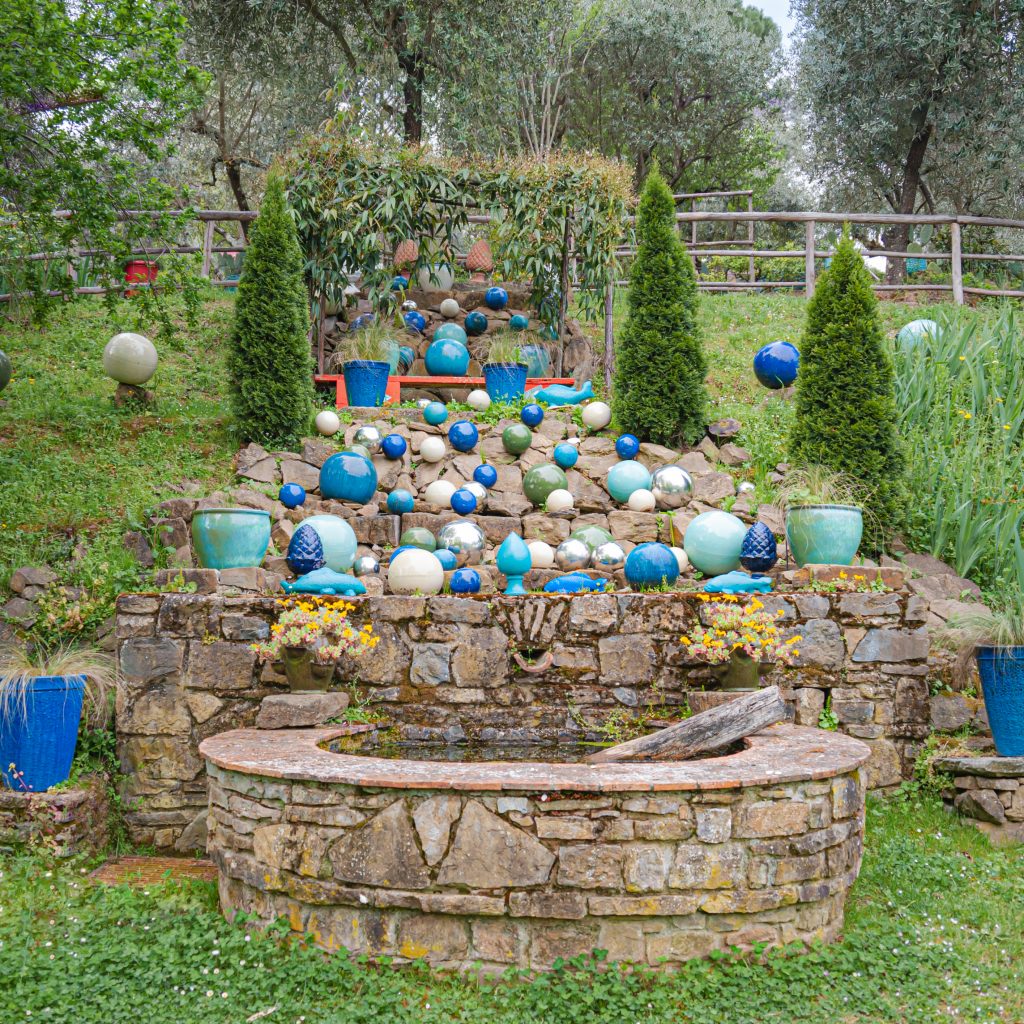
740,522,778,573
287,523,326,575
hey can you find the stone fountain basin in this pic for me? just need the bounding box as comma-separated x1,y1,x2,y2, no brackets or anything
200,724,870,972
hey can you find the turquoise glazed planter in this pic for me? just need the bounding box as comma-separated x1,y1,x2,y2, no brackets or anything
976,647,1024,756
191,509,271,569
785,504,863,567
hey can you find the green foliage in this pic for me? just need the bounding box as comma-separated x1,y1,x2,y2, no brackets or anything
613,166,708,446
789,234,904,521
817,695,839,731
227,176,313,447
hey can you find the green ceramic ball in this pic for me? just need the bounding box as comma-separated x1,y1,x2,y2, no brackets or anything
0,350,10,393
523,463,568,507
400,527,437,552
502,423,533,456
570,523,614,552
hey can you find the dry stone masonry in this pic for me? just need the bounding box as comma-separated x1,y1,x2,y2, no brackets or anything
936,755,1024,845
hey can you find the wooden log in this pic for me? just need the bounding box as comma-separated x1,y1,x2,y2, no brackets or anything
585,685,788,764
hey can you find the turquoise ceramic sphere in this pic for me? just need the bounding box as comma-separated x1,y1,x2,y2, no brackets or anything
434,548,457,571
683,510,747,576
553,442,579,469
465,311,488,336
423,401,448,425
387,489,415,514
519,343,550,376
425,338,470,376
625,542,679,589
319,451,378,504
301,514,358,571
433,322,469,345
606,460,652,503
509,314,530,332
897,318,939,349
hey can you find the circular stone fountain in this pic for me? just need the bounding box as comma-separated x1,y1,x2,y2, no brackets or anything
200,724,869,972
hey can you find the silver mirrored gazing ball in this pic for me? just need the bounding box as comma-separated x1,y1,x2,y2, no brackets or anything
416,398,432,410
352,555,380,577
555,537,592,571
592,540,626,571
464,481,488,508
736,480,756,496
353,425,383,454
650,465,694,509
401,299,418,312
436,519,486,566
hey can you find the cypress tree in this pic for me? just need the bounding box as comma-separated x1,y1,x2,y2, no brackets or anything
228,175,313,447
613,165,707,446
789,231,904,517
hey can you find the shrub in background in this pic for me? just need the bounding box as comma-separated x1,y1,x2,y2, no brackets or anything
789,232,903,520
613,165,707,446
227,176,313,447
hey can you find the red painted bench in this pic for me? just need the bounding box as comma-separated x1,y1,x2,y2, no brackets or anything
314,374,574,409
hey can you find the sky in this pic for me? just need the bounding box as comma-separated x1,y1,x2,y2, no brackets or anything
747,0,796,42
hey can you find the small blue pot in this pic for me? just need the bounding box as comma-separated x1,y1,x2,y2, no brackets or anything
785,504,863,567
343,360,390,407
484,362,528,402
976,648,1024,756
192,508,271,569
0,675,86,791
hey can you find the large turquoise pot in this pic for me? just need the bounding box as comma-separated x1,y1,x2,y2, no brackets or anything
191,508,271,569
785,504,863,567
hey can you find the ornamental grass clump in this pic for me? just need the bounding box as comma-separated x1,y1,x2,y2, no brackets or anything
680,595,801,664
253,600,378,666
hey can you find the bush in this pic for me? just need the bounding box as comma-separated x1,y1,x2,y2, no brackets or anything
227,176,313,447
789,232,904,520
613,165,707,446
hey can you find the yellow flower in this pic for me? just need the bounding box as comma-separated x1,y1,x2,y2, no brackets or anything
838,571,848,580
786,635,802,645
680,637,691,645
1004,425,1011,430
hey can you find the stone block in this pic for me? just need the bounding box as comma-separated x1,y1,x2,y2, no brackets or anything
218,568,267,592
696,807,732,844
557,843,624,889
852,627,929,663
351,515,400,547
396,915,469,962
786,619,845,670
733,801,809,838
569,594,619,633
598,635,656,685
668,844,745,889
255,692,349,729
536,816,599,840
119,637,184,683
830,776,862,820
955,789,1006,824
330,800,429,888
412,795,461,865
509,891,587,919
838,592,901,619
185,641,256,691
622,843,672,892
409,643,451,686
530,924,599,970
522,513,571,544
119,686,190,735
221,614,270,641
597,921,646,962
930,693,972,732
646,931,719,963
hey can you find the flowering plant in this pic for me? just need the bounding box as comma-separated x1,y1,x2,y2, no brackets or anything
252,600,378,666
680,595,801,665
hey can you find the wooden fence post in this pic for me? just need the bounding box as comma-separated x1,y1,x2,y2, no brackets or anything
805,220,816,299
747,194,756,286
604,281,614,392
950,221,965,305
200,220,215,279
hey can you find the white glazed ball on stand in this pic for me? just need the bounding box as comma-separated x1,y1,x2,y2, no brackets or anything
102,332,158,385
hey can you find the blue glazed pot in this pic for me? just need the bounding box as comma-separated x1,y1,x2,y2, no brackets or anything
785,504,863,567
343,360,390,407
484,362,528,402
319,451,378,504
976,647,1024,755
192,508,271,569
425,338,470,376
0,675,86,791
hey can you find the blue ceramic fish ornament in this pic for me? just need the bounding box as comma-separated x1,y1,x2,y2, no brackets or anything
281,568,367,596
543,572,612,594
526,379,594,406
702,570,773,595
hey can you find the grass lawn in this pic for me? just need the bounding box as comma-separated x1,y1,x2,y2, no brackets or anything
1,795,1021,1023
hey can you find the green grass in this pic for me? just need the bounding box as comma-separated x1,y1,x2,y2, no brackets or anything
1,796,1021,1023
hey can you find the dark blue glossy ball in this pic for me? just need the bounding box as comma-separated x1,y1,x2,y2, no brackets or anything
464,311,488,336
381,433,408,460
615,433,641,459
447,419,479,452
449,567,481,594
278,483,306,509
450,488,478,515
484,286,508,310
753,341,800,389
403,310,427,333
521,403,544,428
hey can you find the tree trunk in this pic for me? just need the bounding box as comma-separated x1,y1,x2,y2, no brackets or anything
885,104,932,284
225,161,251,239
398,51,424,144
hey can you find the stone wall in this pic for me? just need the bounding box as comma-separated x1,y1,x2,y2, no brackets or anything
202,725,868,972
116,586,934,849
936,755,1024,845
0,776,110,857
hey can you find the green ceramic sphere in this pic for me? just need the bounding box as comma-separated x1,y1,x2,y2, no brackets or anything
400,527,437,552
570,523,614,552
522,463,568,507
502,423,533,456
0,350,10,393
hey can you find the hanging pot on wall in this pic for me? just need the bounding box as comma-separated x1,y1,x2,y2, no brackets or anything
280,646,336,693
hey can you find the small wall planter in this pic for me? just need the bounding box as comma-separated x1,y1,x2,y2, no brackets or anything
484,362,528,402
280,647,336,693
191,508,271,570
976,647,1024,756
711,651,773,692
786,504,863,567
342,360,390,407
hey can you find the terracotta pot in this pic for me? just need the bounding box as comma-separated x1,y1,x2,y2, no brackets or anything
712,650,773,692
281,646,336,693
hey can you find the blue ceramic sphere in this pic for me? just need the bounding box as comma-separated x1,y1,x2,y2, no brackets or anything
485,286,508,311
450,488,478,515
519,343,550,377
624,542,679,589
448,419,479,452
464,311,488,336
423,401,448,425
897,318,939,349
300,514,357,571
607,460,652,503
425,338,470,376
683,510,747,576
473,463,498,488
350,313,374,331
740,521,778,572
449,567,481,594
433,322,468,345
509,313,530,332
279,483,306,509
319,451,378,504
553,442,579,469
753,341,800,389
287,524,326,575
615,433,641,459
398,345,416,373
381,433,408,460
391,275,409,291
521,403,544,428
387,489,415,514
434,548,457,571
404,310,427,333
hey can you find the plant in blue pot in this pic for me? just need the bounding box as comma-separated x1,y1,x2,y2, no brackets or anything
332,323,392,407
780,467,864,568
483,336,528,402
0,644,115,791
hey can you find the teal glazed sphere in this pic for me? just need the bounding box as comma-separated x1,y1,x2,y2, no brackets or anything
191,509,270,570
319,451,378,504
423,401,448,425
508,314,530,332
464,311,488,336
570,523,613,552
523,463,568,507
625,542,679,589
897,318,939,349
425,338,470,376
387,489,414,514
519,343,550,377
300,514,358,571
400,527,437,552
502,423,533,455
607,460,652,503
683,510,747,576
433,322,468,345
553,442,579,469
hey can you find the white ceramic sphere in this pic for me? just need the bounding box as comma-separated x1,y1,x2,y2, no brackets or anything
736,480,757,496
102,332,158,385
315,410,341,436
527,540,555,568
388,547,444,595
627,488,656,512
424,479,457,507
467,389,491,412
420,436,447,462
670,546,690,573
545,488,574,513
581,401,612,430
440,297,461,319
